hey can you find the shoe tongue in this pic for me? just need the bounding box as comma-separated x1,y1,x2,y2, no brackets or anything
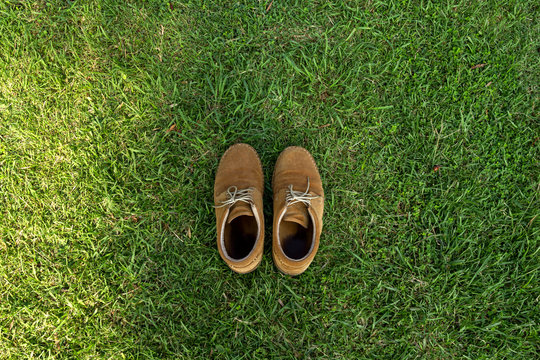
283,203,310,228
227,201,253,223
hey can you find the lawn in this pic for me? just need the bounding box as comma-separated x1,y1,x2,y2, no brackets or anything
0,0,538,358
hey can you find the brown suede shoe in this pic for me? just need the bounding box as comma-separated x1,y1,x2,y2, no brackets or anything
214,144,264,274
272,146,324,275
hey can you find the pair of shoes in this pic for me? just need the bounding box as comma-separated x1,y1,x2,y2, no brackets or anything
214,144,324,275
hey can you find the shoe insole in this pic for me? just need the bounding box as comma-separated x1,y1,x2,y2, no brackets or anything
224,215,258,260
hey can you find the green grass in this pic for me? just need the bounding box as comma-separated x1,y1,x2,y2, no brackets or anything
0,0,538,358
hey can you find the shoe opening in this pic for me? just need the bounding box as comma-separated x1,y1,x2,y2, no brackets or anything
223,215,258,260
279,215,314,260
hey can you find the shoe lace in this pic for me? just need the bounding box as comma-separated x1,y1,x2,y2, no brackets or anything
286,177,320,207
214,186,254,208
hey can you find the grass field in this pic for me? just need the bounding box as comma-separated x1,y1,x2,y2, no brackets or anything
0,0,538,358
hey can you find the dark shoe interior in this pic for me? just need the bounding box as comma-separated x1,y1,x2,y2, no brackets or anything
280,217,314,260
224,215,258,260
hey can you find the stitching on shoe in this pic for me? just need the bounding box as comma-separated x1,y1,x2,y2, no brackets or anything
229,252,262,272
216,143,264,192
272,146,320,189
272,250,307,275
231,143,264,178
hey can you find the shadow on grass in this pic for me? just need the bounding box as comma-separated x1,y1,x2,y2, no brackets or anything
82,2,285,357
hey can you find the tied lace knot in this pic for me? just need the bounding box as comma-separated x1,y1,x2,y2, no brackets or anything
215,186,254,208
286,178,320,207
